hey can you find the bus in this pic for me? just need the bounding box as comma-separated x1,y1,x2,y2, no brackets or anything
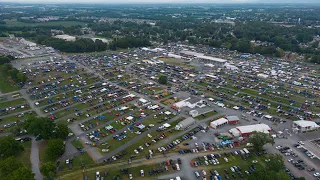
12,94,20,98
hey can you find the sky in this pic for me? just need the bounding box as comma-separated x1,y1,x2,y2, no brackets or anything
1,0,319,3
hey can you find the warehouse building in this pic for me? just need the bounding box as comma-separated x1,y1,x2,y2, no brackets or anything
229,124,271,137
210,118,228,129
175,117,196,130
293,120,320,132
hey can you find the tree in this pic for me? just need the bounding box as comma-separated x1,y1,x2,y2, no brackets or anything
266,154,284,172
46,139,65,160
40,162,56,177
248,131,274,152
17,72,28,83
7,167,35,180
25,117,56,140
0,136,24,159
0,157,23,177
54,124,69,140
158,75,168,85
275,48,285,58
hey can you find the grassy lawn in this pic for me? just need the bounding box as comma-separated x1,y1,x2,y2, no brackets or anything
17,141,32,169
59,152,94,172
4,19,86,27
196,111,218,120
0,98,27,109
192,153,267,180
0,66,20,93
60,160,176,180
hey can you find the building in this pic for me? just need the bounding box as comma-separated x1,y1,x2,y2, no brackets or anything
293,120,320,132
173,96,203,110
180,50,227,66
210,118,228,129
55,34,76,41
175,117,196,130
226,116,240,125
229,124,271,137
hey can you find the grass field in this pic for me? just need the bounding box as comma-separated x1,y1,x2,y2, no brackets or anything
0,66,20,93
0,98,27,109
4,19,87,27
17,141,32,169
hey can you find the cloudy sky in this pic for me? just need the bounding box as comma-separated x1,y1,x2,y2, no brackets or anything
1,0,319,3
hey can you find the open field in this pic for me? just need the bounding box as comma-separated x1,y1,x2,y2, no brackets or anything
0,66,20,93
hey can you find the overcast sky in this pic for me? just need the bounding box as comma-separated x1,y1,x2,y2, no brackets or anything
1,0,319,3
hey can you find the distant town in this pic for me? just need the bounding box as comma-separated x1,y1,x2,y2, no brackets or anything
0,2,319,180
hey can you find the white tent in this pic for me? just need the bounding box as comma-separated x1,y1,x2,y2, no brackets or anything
126,116,134,120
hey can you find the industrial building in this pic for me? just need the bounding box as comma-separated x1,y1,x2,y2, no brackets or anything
180,50,227,66
293,120,320,132
175,117,196,130
229,124,271,137
210,118,228,129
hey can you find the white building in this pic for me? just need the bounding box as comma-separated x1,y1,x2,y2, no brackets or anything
293,120,320,132
55,34,76,41
229,124,271,137
210,118,228,129
174,97,203,109
175,117,196,130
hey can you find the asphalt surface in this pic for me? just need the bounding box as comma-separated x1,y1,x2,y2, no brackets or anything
31,137,43,180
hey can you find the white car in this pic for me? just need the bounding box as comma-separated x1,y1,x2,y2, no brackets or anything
65,159,69,164
140,170,144,177
224,157,229,162
230,167,235,172
102,149,109,152
298,141,304,145
134,149,139,154
314,172,320,177
129,173,133,179
202,170,207,176
252,160,258,163
275,146,282,149
158,148,162,152
176,164,180,171
139,146,144,150
205,161,209,166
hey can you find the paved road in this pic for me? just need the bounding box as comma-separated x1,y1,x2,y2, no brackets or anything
31,137,43,180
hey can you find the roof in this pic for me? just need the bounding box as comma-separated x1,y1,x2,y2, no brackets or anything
178,117,195,128
210,118,228,128
236,124,271,134
186,96,202,104
294,120,320,128
180,50,227,63
227,116,240,121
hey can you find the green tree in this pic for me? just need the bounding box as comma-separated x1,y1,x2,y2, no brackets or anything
40,162,56,177
46,139,65,160
17,72,28,83
25,117,56,140
266,154,285,172
158,75,168,85
275,48,285,58
248,131,274,152
275,171,291,180
54,124,69,140
8,167,35,180
0,157,23,177
0,136,24,159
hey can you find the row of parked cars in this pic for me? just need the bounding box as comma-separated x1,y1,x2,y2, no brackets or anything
194,164,257,180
